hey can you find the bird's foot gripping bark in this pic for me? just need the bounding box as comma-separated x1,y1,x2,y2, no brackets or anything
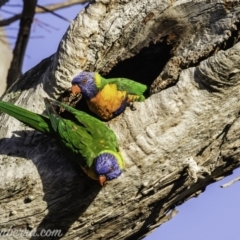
128,102,136,111
183,157,211,187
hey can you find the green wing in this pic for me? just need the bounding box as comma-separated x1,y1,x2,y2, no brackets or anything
56,118,96,168
0,99,120,170
45,99,119,167
105,76,147,96
0,101,53,135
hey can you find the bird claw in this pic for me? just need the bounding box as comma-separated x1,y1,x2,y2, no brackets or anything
129,102,136,111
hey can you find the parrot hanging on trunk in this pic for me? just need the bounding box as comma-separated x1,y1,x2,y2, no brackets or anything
71,72,147,120
0,99,124,186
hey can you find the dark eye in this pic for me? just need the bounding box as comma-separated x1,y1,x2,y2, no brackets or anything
82,79,87,84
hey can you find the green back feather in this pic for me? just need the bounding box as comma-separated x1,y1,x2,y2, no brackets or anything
100,74,147,96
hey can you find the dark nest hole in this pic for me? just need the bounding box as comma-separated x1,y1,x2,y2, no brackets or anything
220,21,240,50
102,41,172,97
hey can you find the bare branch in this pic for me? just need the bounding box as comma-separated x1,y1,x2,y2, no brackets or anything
0,0,88,26
6,0,37,88
35,0,89,13
221,176,240,188
36,4,71,22
0,13,21,26
34,19,59,33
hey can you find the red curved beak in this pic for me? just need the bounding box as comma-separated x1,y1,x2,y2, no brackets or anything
71,85,81,94
98,175,107,186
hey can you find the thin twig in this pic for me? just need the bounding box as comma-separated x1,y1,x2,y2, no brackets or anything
0,14,21,26
36,4,71,22
0,0,89,26
29,35,44,39
221,175,240,188
35,0,89,13
5,4,22,7
0,8,18,15
5,27,19,30
35,19,59,30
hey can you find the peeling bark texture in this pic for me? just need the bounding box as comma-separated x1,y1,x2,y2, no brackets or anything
0,1,240,239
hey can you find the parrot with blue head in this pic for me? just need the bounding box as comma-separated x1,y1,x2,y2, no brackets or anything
0,99,124,186
71,72,147,120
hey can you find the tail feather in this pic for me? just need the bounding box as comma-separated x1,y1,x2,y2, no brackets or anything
0,101,53,134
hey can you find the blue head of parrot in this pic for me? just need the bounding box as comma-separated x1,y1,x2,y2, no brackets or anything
94,152,122,186
71,72,98,99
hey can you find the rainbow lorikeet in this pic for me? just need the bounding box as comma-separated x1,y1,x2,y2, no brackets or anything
71,72,147,120
0,99,124,186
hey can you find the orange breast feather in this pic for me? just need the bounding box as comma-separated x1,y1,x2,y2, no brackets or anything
87,84,126,120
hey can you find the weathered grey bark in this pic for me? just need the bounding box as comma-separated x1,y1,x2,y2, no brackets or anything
0,0,240,239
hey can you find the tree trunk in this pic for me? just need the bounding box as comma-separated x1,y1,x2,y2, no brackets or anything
1,0,240,239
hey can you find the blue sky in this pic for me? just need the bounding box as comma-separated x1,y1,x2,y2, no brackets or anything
2,1,240,239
